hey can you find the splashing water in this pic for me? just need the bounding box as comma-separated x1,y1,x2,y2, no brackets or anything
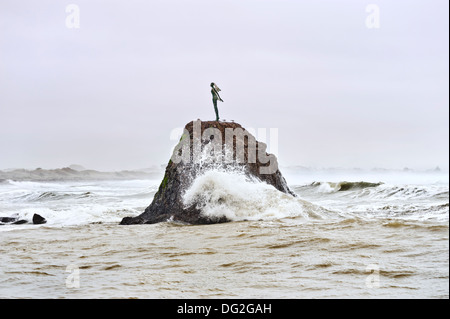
182,169,331,221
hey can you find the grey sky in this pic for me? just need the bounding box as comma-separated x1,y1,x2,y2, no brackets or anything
0,0,448,171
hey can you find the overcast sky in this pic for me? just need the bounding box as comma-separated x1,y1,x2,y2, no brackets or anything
0,0,448,171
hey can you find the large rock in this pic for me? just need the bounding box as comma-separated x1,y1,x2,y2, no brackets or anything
120,120,295,225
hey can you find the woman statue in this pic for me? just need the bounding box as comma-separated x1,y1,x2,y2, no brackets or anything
210,82,224,121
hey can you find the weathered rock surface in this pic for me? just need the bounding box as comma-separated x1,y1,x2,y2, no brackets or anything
120,120,295,225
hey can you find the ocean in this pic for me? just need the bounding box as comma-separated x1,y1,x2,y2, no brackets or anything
0,167,448,298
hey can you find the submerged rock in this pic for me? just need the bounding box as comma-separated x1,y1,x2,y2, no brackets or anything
0,213,47,225
12,219,28,225
0,216,27,225
0,217,17,223
120,120,295,225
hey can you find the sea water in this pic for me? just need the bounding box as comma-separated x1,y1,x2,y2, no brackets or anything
0,168,448,298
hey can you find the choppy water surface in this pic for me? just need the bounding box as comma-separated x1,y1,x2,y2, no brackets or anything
0,170,448,298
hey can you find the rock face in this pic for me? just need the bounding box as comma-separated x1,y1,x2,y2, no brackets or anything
120,120,295,225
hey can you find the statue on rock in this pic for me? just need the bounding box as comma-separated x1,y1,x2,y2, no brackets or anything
210,82,223,121
120,119,296,226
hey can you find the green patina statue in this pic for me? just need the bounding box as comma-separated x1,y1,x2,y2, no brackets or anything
210,82,223,121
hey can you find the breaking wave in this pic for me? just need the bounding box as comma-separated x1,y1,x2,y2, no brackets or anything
0,179,157,228
309,181,383,192
291,180,449,222
182,169,336,222
17,191,93,202
296,181,448,200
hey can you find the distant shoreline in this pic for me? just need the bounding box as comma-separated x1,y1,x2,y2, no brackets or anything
0,165,446,183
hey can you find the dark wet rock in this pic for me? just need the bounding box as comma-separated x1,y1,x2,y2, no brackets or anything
120,120,295,225
32,213,47,225
12,219,27,225
0,217,27,225
0,213,47,225
0,217,17,223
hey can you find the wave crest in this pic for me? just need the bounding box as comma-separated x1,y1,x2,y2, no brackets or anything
310,181,382,192
182,169,332,221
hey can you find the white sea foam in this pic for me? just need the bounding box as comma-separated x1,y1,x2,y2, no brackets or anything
0,168,448,229
0,179,157,230
291,180,449,222
182,169,331,221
